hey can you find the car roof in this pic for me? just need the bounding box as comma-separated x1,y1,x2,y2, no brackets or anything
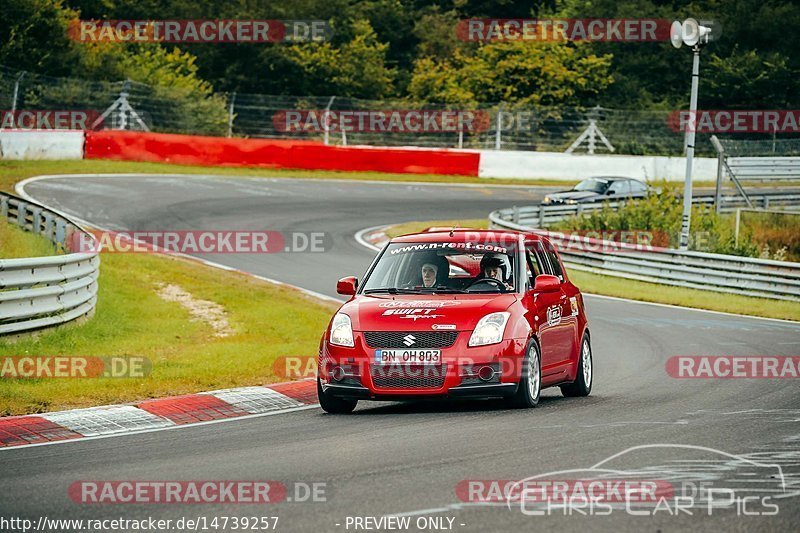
391,228,545,244
585,176,643,182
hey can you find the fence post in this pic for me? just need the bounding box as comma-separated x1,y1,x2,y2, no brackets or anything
323,96,336,146
227,92,236,138
6,71,27,130
734,208,741,247
711,135,725,214
495,103,504,150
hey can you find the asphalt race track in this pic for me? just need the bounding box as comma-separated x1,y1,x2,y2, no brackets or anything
2,174,799,532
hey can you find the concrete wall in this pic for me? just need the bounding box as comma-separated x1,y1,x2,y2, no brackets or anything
0,130,85,160
478,149,717,182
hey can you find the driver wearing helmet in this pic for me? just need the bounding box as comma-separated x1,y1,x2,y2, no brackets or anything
478,254,513,290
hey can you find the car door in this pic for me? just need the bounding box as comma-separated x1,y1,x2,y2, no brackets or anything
608,179,631,200
630,179,648,199
541,243,579,370
523,242,571,380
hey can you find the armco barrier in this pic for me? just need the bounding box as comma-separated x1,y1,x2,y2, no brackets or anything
84,130,481,176
0,193,99,335
490,207,800,302
504,194,800,228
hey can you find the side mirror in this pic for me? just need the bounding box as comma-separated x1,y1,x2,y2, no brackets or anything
337,276,358,295
533,274,560,293
607,189,616,195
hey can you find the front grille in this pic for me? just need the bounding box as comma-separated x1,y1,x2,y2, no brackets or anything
371,364,447,389
363,331,458,349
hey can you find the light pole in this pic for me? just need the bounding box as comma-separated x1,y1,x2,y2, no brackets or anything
671,18,712,250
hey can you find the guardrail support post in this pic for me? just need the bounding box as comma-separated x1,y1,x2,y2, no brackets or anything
512,205,520,224
538,206,545,227
55,219,67,246
0,196,7,218
17,201,27,228
30,207,42,234
43,212,54,241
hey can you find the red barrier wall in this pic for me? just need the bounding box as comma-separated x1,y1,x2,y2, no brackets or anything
85,131,480,176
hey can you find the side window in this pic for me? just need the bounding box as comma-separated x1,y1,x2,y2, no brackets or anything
630,180,647,193
543,245,564,282
525,250,541,288
609,180,630,195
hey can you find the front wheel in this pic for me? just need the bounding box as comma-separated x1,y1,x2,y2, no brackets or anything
561,334,592,397
506,339,541,408
317,377,358,414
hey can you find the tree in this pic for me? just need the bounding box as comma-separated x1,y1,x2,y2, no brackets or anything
408,40,613,106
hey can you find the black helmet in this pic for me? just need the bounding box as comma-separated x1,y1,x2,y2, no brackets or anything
479,253,510,281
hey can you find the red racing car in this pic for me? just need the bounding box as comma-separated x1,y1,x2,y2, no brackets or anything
317,229,592,413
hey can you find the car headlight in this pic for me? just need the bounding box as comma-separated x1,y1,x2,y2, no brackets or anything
330,313,354,347
542,197,552,205
469,312,510,347
565,199,578,205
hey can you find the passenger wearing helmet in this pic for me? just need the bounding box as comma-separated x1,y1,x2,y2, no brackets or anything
415,254,450,288
478,254,513,290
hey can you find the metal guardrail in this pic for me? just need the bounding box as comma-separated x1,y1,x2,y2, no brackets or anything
509,192,800,228
0,192,99,335
490,207,800,302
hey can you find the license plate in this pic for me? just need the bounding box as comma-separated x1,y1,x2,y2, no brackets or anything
375,349,441,365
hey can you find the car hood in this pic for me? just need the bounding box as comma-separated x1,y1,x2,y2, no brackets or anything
342,294,518,332
546,191,599,202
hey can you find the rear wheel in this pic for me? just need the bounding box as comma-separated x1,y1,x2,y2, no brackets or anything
561,334,592,397
317,377,358,414
506,339,541,408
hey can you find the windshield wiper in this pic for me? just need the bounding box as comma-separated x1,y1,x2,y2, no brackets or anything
417,286,467,293
363,287,421,294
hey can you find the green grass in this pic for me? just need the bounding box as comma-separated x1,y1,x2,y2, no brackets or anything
0,252,337,415
381,219,800,322
0,221,58,259
384,219,488,238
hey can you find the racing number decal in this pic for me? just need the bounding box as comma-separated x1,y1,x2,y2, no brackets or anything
547,305,562,327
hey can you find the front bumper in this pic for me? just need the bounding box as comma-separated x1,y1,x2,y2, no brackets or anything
320,333,526,401
321,382,518,400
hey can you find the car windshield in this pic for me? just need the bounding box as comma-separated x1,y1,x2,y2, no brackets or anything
362,242,517,294
573,179,610,193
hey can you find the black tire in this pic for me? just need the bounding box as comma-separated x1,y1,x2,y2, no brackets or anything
506,339,541,408
317,377,358,414
561,333,593,397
